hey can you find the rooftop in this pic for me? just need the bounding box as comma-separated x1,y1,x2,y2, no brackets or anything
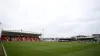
1,30,42,36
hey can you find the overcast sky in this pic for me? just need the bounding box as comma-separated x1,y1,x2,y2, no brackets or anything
0,0,100,38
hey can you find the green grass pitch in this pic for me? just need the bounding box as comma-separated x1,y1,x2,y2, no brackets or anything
2,42,100,56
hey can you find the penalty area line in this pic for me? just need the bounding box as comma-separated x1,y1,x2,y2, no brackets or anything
1,43,7,56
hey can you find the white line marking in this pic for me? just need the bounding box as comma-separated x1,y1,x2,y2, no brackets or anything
2,43,7,56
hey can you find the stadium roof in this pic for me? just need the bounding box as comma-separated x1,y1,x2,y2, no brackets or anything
1,30,42,36
92,34,100,36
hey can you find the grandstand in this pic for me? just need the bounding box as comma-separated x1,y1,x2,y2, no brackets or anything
0,30,42,42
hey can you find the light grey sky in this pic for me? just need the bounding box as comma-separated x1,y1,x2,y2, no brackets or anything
0,0,100,38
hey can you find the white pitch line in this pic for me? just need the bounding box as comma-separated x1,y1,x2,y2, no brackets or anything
1,43,7,56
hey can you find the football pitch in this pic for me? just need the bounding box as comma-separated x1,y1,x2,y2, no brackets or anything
2,42,100,56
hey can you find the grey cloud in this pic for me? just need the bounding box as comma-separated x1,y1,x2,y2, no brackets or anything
1,0,100,38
